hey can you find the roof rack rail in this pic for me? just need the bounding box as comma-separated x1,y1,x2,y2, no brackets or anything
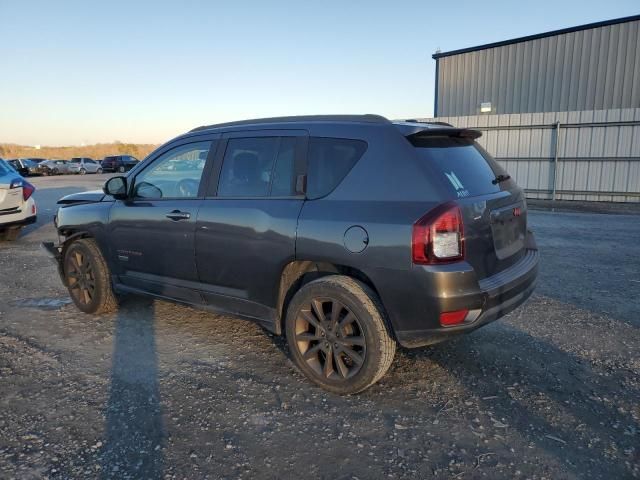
190,114,390,132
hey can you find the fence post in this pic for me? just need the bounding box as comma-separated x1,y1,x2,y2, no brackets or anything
552,121,561,201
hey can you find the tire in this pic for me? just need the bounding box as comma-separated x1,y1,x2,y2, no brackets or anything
52,168,59,175
97,168,103,174
63,238,118,314
0,227,21,242
118,165,125,173
285,275,396,395
79,168,86,175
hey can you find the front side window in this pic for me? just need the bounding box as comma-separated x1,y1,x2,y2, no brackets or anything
133,141,211,199
218,137,296,197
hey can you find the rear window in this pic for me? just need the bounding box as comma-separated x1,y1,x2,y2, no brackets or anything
412,137,503,198
307,138,367,199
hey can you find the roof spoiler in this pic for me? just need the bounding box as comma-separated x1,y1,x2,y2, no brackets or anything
406,127,482,141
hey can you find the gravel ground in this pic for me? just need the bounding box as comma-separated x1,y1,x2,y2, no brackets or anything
1,175,638,479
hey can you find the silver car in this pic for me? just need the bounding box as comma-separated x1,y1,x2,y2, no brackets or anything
68,158,103,175
40,160,72,175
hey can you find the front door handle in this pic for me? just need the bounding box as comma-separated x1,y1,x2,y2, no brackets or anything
165,210,191,221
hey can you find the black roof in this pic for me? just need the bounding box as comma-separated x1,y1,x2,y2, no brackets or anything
190,114,390,132
433,14,640,59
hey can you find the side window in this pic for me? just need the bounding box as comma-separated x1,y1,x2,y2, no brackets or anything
218,137,279,197
270,137,296,196
306,137,367,199
133,141,211,199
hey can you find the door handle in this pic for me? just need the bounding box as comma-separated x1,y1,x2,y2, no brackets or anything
165,210,191,221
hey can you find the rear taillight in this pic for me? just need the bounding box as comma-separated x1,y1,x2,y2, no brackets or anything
22,181,35,201
440,309,469,326
412,203,464,264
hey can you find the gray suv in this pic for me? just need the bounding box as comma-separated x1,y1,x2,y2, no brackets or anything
44,115,538,394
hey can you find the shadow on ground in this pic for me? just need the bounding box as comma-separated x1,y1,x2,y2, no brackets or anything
101,297,164,479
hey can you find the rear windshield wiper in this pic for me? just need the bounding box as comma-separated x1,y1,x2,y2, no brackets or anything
492,174,511,185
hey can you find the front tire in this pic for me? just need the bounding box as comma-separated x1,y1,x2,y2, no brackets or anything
64,238,118,314
97,168,103,174
285,275,396,394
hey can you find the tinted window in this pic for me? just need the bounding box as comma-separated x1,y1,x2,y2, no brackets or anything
70,158,80,163
270,137,297,196
85,159,96,164
218,137,279,197
133,141,211,199
306,137,367,199
412,137,502,198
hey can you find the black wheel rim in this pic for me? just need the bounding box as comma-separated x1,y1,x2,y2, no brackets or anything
66,250,96,306
294,298,366,380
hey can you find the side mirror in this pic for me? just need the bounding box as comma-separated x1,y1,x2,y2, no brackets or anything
103,176,128,200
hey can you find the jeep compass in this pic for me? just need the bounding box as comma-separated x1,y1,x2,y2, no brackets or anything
44,115,538,394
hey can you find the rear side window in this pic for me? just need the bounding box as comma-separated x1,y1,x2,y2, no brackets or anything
412,137,502,198
218,137,297,197
306,137,367,199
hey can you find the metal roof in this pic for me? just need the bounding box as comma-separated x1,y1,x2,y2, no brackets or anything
432,14,640,59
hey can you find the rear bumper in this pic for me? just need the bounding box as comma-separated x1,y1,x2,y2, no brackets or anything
0,214,37,230
382,232,539,348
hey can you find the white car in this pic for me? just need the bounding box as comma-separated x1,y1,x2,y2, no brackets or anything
0,160,37,241
68,157,103,174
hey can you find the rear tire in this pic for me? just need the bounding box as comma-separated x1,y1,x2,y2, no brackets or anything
52,168,59,175
63,238,118,314
79,168,86,175
118,165,125,173
285,275,396,395
0,227,21,242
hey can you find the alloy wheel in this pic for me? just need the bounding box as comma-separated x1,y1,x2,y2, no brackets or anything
294,298,366,380
66,250,96,306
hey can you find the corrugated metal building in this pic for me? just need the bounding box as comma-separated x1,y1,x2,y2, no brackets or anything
429,15,640,202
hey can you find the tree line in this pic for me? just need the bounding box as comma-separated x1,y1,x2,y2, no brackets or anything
0,142,159,160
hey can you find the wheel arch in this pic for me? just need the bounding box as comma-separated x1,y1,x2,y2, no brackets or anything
275,260,385,336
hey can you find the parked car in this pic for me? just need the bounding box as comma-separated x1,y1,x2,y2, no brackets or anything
43,115,538,394
8,159,41,176
68,157,102,175
0,159,37,241
39,159,71,175
101,155,139,173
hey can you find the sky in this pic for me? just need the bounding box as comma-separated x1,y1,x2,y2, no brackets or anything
1,0,638,146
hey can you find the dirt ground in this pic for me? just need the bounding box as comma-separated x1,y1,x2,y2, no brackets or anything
1,175,639,479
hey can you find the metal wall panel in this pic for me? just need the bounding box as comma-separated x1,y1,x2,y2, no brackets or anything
420,108,640,203
435,19,640,116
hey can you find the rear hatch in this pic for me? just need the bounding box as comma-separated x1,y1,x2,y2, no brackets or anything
0,169,23,214
408,128,527,279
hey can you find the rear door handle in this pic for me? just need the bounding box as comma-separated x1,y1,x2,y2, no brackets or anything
165,210,191,221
